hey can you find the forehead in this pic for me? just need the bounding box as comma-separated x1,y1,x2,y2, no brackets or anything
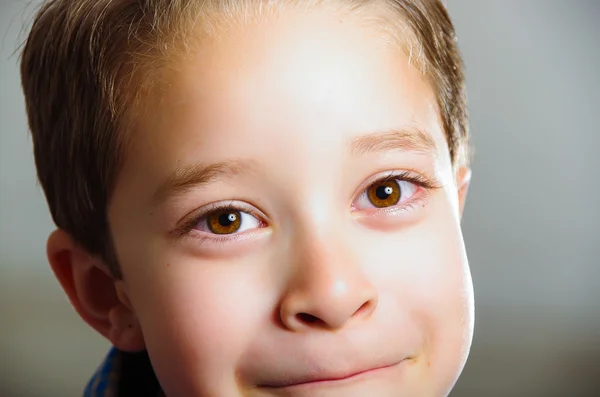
130,7,448,179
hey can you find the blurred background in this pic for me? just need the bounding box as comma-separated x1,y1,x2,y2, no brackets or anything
1,0,599,396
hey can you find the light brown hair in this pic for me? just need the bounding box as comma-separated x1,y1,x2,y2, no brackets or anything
20,0,469,277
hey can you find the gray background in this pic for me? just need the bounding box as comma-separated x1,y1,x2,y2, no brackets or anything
1,0,599,396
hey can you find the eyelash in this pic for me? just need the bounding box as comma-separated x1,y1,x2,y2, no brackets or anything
352,170,440,213
171,201,265,242
172,171,440,242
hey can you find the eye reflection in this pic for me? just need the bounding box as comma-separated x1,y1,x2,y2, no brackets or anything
207,210,242,234
354,172,423,212
367,180,401,208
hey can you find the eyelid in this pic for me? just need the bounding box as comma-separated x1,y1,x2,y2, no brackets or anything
350,169,441,216
352,170,440,201
170,200,267,239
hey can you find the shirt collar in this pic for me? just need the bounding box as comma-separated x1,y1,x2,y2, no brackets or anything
84,348,163,397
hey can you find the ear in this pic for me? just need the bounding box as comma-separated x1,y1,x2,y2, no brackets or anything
46,229,145,352
455,166,472,218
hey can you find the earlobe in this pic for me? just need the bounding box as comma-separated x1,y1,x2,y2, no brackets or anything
46,230,145,352
109,281,146,351
108,285,146,351
455,166,472,218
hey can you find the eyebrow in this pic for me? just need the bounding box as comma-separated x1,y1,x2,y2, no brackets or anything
152,159,257,205
154,127,436,205
348,127,437,157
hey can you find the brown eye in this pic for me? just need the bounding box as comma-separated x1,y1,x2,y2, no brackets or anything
207,210,242,234
366,179,401,208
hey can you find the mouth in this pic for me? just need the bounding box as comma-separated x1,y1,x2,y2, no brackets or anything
259,360,405,390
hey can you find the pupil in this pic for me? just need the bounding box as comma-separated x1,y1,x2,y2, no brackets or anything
376,185,393,200
219,212,236,226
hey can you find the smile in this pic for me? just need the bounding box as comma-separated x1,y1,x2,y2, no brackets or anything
260,360,406,390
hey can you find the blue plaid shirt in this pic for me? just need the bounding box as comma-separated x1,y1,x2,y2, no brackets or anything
84,348,163,397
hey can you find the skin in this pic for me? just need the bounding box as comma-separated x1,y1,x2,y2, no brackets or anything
48,7,473,397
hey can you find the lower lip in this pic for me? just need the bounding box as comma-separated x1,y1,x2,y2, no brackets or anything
271,361,404,391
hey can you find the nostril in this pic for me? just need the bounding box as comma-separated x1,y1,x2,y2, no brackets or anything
296,312,319,324
355,300,373,317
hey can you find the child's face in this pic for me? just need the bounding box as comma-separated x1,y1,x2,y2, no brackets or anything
109,9,473,397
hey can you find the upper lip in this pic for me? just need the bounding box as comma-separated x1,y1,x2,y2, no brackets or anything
260,361,403,388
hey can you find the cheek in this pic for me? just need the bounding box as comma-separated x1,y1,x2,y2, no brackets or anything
362,202,473,390
413,211,473,390
126,253,272,396
415,229,473,390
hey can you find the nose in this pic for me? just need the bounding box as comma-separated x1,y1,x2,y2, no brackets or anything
279,236,379,332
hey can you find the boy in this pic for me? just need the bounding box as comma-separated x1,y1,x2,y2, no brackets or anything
20,0,473,396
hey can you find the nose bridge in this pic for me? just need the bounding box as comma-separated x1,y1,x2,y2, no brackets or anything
279,221,379,331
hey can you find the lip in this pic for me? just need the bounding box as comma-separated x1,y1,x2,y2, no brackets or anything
260,361,404,389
